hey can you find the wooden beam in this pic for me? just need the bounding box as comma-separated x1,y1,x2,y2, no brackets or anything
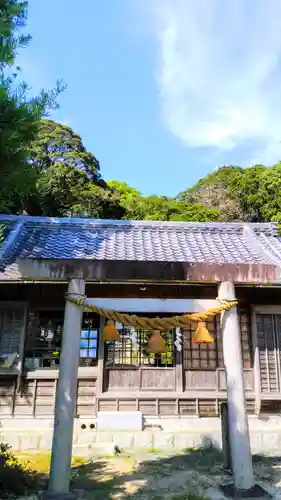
17,259,280,284
251,307,261,415
86,298,219,313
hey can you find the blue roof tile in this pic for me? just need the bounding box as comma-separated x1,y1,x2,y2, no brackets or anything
0,215,281,280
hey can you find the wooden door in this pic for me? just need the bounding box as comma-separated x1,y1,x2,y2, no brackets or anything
256,314,281,393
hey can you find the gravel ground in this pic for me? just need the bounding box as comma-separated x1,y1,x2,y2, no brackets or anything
14,449,281,499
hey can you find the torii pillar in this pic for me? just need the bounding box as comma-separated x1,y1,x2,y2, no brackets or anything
218,282,269,498
44,278,85,500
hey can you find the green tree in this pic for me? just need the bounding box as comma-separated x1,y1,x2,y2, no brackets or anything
70,184,124,219
0,1,64,213
108,181,219,222
234,163,281,223
30,119,100,181
27,119,124,218
228,165,266,221
177,166,260,222
0,0,30,70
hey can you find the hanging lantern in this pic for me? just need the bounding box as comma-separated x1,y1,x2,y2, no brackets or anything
103,320,122,342
147,330,168,353
192,321,214,344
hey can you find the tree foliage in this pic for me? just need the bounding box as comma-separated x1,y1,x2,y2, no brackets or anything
0,0,30,70
26,119,124,218
3,2,281,225
178,164,281,224
0,0,64,214
28,119,98,215
108,181,219,222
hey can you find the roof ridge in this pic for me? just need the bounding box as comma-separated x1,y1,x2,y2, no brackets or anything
242,224,281,266
0,217,281,280
0,214,277,231
0,221,24,259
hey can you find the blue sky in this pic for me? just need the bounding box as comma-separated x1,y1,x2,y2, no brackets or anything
18,0,281,196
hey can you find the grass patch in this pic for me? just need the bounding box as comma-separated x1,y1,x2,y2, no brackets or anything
145,447,160,454
170,494,210,500
0,442,39,497
15,451,87,474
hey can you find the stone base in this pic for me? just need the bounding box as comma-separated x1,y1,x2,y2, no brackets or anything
220,483,271,499
1,415,281,454
40,492,77,500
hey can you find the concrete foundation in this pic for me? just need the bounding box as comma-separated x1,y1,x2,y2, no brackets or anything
1,415,281,456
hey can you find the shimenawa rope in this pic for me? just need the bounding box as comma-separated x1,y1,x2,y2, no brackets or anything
66,296,237,331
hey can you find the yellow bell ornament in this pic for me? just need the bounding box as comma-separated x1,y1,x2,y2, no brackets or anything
192,321,214,344
103,320,122,342
147,330,168,353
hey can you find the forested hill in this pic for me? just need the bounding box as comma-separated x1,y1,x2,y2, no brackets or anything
2,1,281,224
3,113,281,223
4,115,281,224
177,164,281,223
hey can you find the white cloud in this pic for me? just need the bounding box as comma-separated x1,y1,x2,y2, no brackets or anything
144,0,281,164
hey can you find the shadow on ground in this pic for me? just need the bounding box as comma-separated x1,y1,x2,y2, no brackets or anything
8,440,281,499
70,447,222,500
68,444,281,499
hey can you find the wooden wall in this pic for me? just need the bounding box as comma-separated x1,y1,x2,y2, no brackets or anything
0,375,256,418
0,283,281,417
0,376,97,417
104,307,254,394
97,396,256,417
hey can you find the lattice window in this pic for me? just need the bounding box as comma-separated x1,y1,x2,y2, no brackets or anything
239,308,252,368
25,311,64,370
105,323,174,368
183,317,219,370
256,313,281,393
0,308,25,357
25,311,100,370
183,309,251,370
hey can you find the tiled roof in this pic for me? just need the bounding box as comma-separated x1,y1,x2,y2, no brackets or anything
0,215,281,280
0,221,17,251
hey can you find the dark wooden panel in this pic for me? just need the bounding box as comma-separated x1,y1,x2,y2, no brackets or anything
179,399,197,415
2,282,281,306
140,369,175,390
138,400,157,415
158,399,177,415
98,399,116,411
198,399,217,417
118,399,137,412
185,370,217,390
107,369,140,389
0,282,217,304
36,380,55,396
76,378,96,416
0,378,16,416
217,369,253,391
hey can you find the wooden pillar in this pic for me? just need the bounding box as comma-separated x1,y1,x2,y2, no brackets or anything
175,327,184,392
46,278,85,499
251,307,261,416
96,316,105,396
218,282,254,492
